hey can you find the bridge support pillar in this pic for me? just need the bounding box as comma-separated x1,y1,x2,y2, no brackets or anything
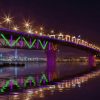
46,43,57,81
46,43,57,67
88,54,96,67
47,49,56,68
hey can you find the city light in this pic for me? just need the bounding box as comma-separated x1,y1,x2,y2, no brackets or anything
40,27,43,31
40,27,44,35
26,28,33,33
12,25,19,31
39,32,43,35
2,14,13,29
2,14,13,24
51,30,54,33
35,30,38,34
23,20,31,28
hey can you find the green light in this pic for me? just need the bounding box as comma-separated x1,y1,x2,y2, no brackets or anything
12,37,20,47
0,33,48,50
39,74,48,84
23,37,36,48
39,40,48,49
0,89,4,93
0,80,20,93
1,33,20,47
13,80,20,88
1,34,10,46
0,80,10,92
24,76,36,87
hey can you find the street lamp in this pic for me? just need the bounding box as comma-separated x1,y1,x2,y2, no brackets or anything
40,27,44,35
23,20,31,28
12,25,19,31
51,30,54,34
35,30,38,34
26,28,33,34
2,14,13,29
40,27,43,31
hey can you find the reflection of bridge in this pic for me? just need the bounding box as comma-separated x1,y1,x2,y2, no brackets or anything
1,67,100,95
0,28,100,66
0,73,49,93
12,70,100,99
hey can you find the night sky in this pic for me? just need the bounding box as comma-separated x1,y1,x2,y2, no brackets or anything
0,0,100,57
0,0,100,43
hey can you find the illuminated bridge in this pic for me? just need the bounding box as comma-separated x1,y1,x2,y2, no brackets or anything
0,28,100,66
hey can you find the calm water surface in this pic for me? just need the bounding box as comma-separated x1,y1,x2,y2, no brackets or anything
0,62,100,100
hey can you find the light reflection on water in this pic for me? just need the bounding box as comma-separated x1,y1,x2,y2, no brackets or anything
2,69,100,100
0,62,100,100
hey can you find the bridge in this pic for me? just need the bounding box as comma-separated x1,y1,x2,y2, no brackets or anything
0,28,100,67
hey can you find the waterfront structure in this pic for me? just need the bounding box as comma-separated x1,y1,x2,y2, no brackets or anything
0,28,99,67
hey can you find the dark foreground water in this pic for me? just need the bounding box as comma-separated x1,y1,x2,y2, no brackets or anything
0,62,100,100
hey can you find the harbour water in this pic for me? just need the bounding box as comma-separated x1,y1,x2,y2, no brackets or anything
0,62,100,100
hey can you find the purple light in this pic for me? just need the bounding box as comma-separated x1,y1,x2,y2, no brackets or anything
29,80,32,87
36,40,39,48
88,54,96,67
36,76,39,85
43,80,46,84
10,80,13,90
20,38,23,48
48,42,51,50
30,38,32,45
10,35,13,46
20,78,24,86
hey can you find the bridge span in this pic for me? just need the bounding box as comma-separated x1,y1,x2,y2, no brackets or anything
0,28,100,66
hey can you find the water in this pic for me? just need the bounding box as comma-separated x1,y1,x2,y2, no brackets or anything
0,62,100,100
0,62,90,78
